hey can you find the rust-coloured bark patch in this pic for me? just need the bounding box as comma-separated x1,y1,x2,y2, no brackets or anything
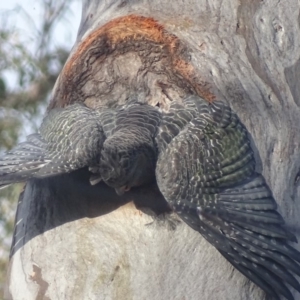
49,15,214,110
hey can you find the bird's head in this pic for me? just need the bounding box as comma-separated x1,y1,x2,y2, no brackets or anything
99,137,156,195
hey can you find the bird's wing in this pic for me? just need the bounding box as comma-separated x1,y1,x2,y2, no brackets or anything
0,133,48,187
0,103,106,187
37,103,105,177
156,96,300,300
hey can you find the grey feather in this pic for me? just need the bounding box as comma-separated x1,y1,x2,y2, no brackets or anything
0,103,105,186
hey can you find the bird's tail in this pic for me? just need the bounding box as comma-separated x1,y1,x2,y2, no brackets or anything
197,174,300,300
0,134,48,188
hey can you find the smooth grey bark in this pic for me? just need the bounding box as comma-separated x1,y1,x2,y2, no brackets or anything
5,0,300,299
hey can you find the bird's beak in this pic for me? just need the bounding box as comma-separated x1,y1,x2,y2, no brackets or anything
89,174,102,185
115,185,131,196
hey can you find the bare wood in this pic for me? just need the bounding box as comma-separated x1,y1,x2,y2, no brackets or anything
5,0,300,299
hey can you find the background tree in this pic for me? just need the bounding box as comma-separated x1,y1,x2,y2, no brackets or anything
0,0,80,295
4,0,300,299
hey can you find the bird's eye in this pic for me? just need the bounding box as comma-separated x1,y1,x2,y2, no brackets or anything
124,186,130,192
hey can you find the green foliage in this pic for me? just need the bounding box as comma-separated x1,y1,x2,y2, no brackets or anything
0,0,79,295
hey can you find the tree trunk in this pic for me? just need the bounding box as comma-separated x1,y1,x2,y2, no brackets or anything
5,0,300,299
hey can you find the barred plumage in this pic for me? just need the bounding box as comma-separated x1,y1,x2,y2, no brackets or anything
156,96,300,300
0,103,104,187
0,96,299,299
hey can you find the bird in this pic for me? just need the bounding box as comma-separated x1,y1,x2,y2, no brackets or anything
0,95,299,300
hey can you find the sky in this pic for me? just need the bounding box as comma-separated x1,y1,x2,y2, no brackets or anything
0,0,82,49
0,0,82,90
0,0,82,134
